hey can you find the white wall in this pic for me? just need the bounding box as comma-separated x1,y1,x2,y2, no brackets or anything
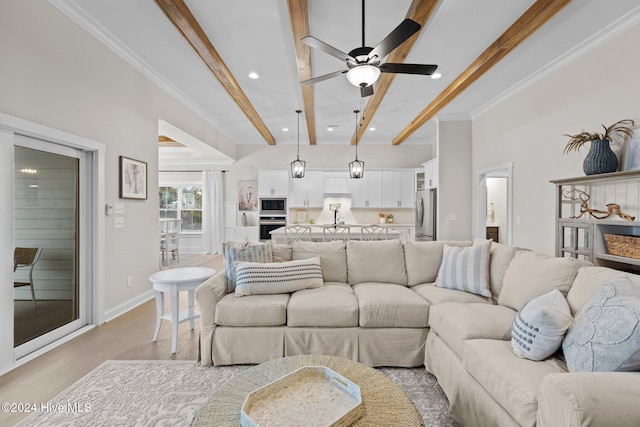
473,20,640,254
0,0,236,312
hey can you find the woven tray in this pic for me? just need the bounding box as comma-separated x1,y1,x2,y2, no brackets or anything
604,234,640,259
240,366,363,427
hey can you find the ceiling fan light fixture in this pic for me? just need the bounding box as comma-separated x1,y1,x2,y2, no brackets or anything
291,110,306,179
346,65,380,88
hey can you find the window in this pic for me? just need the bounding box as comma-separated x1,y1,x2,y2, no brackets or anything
159,185,202,231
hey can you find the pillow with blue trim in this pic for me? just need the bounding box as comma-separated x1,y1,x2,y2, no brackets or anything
234,256,323,297
223,241,272,292
512,289,572,361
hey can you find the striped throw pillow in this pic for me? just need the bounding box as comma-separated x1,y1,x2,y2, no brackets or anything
223,242,273,292
435,240,491,297
234,257,323,297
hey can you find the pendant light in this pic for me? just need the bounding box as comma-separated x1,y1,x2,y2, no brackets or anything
290,109,306,178
349,109,365,179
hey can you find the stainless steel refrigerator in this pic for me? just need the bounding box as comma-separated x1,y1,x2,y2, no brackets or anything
415,188,436,241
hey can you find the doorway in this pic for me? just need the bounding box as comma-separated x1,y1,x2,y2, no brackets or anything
476,163,513,245
12,137,86,358
0,115,105,373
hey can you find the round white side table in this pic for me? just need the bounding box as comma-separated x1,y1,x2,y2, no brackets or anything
149,267,216,354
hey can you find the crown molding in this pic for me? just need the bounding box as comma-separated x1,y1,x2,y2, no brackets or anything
48,0,235,144
472,5,640,118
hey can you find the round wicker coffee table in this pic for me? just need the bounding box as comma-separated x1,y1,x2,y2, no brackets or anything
191,354,422,426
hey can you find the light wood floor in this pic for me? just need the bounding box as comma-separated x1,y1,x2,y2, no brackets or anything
0,253,223,426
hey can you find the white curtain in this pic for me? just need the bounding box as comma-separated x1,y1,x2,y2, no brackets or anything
202,170,224,254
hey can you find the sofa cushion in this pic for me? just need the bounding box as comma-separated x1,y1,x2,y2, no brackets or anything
287,283,358,327
352,283,429,327
435,240,492,297
463,339,567,427
403,240,471,286
347,240,407,286
215,293,289,326
429,302,516,356
498,251,587,311
511,289,572,361
292,240,347,283
223,241,272,292
567,266,640,315
271,244,293,262
412,283,491,305
489,241,520,300
563,276,640,372
234,257,323,297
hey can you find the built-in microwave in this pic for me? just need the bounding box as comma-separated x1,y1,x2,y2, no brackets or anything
259,197,287,216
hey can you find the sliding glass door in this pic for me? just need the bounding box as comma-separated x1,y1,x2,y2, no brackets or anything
13,136,88,358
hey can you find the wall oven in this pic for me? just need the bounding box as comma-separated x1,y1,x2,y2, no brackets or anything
260,197,287,216
259,216,286,241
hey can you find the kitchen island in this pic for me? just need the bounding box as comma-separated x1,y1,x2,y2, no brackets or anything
269,224,402,244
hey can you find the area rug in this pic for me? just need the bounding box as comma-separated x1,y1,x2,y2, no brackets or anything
18,360,458,426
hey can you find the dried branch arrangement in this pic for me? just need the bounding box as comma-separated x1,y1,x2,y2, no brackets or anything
563,119,635,154
562,189,635,221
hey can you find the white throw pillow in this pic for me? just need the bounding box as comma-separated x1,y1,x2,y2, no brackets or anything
435,240,491,297
563,276,640,372
511,289,572,361
234,256,323,297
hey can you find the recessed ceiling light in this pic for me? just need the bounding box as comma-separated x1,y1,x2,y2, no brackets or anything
282,128,289,132
327,127,334,132
431,72,442,80
369,127,376,131
248,72,259,79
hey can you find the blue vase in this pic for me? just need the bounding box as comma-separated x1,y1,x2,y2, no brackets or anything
583,139,618,175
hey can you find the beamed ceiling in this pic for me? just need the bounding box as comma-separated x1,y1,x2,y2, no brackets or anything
53,0,640,147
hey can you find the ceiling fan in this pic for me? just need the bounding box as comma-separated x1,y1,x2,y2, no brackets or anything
301,0,438,97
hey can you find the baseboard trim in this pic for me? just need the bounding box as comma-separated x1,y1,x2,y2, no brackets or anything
104,290,155,323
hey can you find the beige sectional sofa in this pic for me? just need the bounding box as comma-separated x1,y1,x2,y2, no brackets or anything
195,239,640,427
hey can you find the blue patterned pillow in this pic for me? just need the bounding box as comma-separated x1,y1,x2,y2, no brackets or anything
563,276,640,372
234,257,323,297
223,242,272,292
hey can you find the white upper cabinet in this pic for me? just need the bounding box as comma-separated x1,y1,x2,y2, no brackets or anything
423,158,439,188
290,171,324,208
349,171,383,208
383,170,415,208
258,169,289,197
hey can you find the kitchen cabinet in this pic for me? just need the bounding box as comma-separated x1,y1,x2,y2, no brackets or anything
423,158,438,188
383,170,415,208
349,171,383,208
258,169,289,197
551,170,640,272
225,226,259,243
290,171,324,208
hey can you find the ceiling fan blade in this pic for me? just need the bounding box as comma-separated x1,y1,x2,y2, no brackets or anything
379,63,438,75
368,19,421,61
301,70,347,85
302,36,355,63
360,85,374,97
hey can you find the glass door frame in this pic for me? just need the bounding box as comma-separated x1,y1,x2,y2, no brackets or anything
0,113,105,373
13,137,87,359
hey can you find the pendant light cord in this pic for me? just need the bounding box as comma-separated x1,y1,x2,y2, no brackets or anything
296,109,302,160
354,109,360,160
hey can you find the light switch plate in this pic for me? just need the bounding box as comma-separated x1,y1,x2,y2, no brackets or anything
114,217,125,229
114,203,125,215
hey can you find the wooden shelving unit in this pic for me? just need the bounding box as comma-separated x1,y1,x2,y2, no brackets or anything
551,170,640,272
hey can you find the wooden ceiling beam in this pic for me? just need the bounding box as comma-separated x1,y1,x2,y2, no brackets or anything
287,0,316,145
352,0,440,145
392,0,572,145
154,0,276,145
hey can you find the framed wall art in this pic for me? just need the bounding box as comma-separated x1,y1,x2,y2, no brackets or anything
119,156,147,200
238,180,258,211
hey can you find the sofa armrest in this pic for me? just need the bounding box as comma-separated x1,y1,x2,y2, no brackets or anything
195,271,228,365
538,372,640,427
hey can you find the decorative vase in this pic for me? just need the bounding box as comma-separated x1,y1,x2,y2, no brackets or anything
583,139,618,175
